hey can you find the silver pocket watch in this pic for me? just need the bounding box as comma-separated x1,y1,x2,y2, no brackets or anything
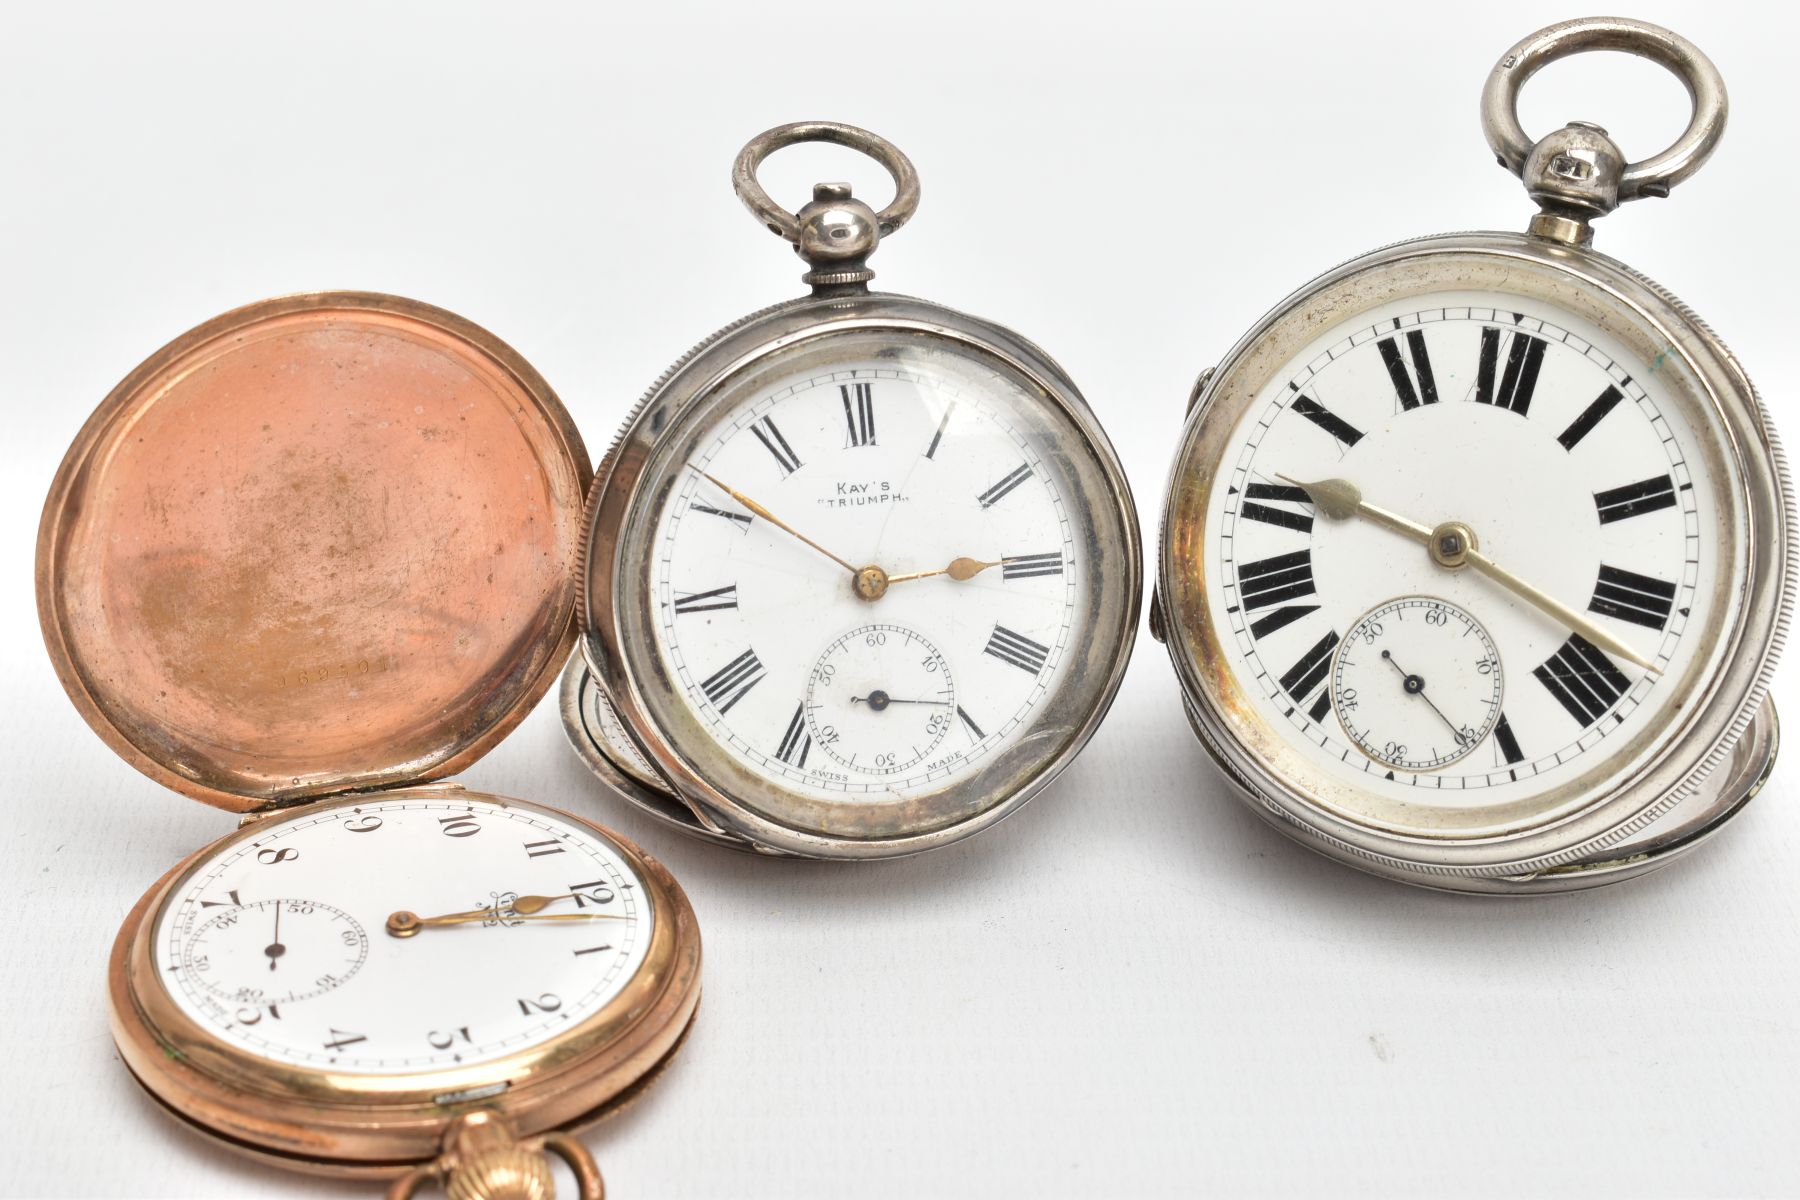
565,122,1141,858
1153,19,1793,892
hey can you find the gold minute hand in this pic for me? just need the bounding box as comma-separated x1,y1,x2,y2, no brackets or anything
1278,474,1662,676
1462,545,1662,674
700,471,859,576
385,903,629,937
408,912,630,928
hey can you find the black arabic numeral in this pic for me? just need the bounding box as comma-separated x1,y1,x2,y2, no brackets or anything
569,881,617,908
323,1028,367,1051
438,814,482,838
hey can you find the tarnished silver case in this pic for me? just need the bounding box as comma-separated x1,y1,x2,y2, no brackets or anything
1156,232,1792,893
570,292,1141,859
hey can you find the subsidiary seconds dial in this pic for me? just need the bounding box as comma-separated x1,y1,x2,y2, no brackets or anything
180,899,368,1007
805,623,955,775
1332,597,1505,771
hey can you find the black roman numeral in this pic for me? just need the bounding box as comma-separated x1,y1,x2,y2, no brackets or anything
841,382,876,447
1290,394,1364,447
1475,327,1547,415
200,889,243,908
1001,552,1064,580
1533,634,1631,727
692,502,752,530
1557,384,1626,451
750,416,802,476
1589,564,1677,631
324,1028,367,1051
956,705,985,740
1594,475,1677,524
924,402,955,460
1237,549,1316,611
977,463,1033,509
1239,481,1313,533
1248,604,1320,640
984,624,1050,675
1279,631,1339,723
699,649,765,714
523,838,565,858
673,584,738,614
1376,328,1439,411
1493,712,1525,765
775,704,811,767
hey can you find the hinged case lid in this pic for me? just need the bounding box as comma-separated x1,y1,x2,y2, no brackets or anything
37,292,591,812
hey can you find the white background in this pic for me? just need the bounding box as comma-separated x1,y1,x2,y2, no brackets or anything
3,2,1797,1196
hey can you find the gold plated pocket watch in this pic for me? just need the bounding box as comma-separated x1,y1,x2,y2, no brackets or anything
1154,19,1793,893
38,293,702,1195
565,123,1141,858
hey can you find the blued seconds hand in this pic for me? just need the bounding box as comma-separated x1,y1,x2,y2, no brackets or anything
1381,648,1466,744
264,900,285,971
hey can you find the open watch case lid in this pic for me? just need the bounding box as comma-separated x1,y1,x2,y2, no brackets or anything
37,291,592,812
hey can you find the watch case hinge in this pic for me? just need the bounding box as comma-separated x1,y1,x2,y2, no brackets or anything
240,779,470,826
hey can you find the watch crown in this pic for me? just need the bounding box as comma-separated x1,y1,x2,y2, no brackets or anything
1520,121,1627,245
794,182,882,293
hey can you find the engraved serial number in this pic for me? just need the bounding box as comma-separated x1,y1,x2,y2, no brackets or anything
273,657,388,690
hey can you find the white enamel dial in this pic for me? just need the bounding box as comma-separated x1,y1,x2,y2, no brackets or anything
1203,290,1736,817
1331,596,1505,772
153,796,653,1075
643,342,1091,803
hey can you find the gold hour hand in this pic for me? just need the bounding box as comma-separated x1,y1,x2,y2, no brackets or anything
417,892,572,922
885,556,1001,585
508,892,577,915
1278,474,1661,675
